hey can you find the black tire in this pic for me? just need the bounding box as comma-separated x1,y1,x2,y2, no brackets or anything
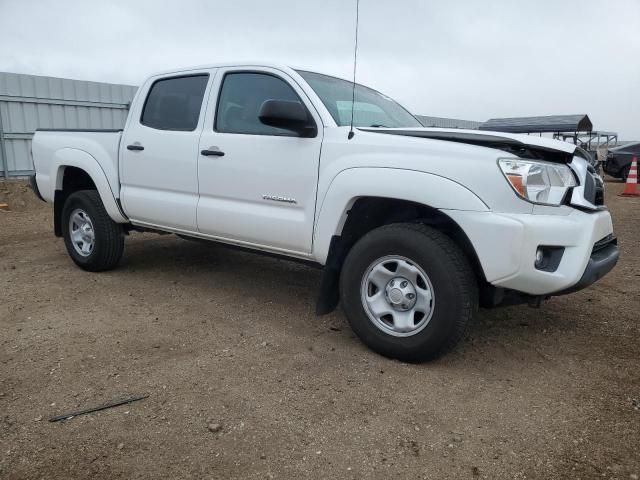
339,223,478,362
61,190,124,272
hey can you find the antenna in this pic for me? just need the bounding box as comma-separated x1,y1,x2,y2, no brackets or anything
347,0,360,140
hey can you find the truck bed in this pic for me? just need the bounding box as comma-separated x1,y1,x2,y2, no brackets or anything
31,129,123,202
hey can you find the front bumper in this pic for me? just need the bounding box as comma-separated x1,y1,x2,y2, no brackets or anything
444,208,618,296
556,236,618,294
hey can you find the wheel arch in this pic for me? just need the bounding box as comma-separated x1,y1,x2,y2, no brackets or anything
52,149,127,237
315,195,487,315
313,168,488,262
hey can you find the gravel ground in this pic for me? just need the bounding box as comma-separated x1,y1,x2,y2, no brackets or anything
1,179,639,480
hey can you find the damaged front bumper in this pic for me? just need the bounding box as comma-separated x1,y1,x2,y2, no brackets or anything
555,235,619,295
444,207,618,304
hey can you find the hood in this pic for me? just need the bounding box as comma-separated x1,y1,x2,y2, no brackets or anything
359,127,576,163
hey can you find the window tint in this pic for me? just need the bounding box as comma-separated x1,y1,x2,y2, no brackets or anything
215,72,302,135
141,75,209,131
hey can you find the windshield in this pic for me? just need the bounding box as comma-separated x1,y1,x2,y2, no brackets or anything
297,70,422,129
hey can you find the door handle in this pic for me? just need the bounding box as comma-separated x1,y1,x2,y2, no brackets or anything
201,148,225,157
127,144,144,151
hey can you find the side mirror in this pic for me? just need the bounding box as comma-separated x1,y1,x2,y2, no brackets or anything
258,100,317,137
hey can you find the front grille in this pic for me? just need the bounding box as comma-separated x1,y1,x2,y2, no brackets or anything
569,155,605,210
583,170,596,204
593,174,604,205
583,169,605,206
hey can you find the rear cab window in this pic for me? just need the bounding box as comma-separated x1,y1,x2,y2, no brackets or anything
141,74,209,131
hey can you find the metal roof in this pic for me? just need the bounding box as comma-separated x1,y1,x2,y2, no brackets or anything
479,114,592,133
610,141,640,151
415,115,483,130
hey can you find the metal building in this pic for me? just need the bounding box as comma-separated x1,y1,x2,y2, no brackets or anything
415,115,482,130
0,72,137,178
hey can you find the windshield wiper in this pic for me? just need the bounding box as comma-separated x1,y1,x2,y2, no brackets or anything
368,124,390,128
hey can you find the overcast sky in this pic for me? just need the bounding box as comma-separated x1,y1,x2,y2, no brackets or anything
1,0,639,139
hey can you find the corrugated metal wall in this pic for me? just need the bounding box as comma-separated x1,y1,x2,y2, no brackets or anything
0,72,137,177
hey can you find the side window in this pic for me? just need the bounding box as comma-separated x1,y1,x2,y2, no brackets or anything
215,72,302,136
141,75,209,131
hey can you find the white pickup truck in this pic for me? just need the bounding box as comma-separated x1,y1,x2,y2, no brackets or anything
30,63,619,361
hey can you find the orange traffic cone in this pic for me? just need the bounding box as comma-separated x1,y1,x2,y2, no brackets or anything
620,156,640,197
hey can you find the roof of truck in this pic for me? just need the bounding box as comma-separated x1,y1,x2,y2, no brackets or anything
150,62,296,76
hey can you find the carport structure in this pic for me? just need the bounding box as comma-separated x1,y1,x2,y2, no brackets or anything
478,114,619,152
555,131,618,150
480,114,592,138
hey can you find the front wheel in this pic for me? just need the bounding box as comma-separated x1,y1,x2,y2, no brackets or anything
339,223,478,362
62,190,124,272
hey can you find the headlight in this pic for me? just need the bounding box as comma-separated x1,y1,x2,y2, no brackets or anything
498,158,578,206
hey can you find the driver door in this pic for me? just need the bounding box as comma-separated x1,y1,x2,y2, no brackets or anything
196,68,323,255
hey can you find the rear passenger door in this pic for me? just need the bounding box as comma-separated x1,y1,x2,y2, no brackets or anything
120,71,214,231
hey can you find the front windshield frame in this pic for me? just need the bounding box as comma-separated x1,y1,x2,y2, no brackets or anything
296,70,422,129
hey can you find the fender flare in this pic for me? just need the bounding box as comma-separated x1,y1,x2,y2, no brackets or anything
313,167,489,264
51,148,128,223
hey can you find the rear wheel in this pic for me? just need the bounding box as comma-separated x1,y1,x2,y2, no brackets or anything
62,190,124,271
339,223,477,362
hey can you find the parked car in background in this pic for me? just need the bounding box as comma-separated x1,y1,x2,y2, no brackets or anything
603,142,640,180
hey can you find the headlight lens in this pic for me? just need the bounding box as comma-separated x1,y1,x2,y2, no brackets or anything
498,158,578,206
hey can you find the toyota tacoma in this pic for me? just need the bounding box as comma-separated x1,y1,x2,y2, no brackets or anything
30,63,619,361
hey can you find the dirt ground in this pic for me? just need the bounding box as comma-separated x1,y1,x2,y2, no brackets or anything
1,178,638,480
